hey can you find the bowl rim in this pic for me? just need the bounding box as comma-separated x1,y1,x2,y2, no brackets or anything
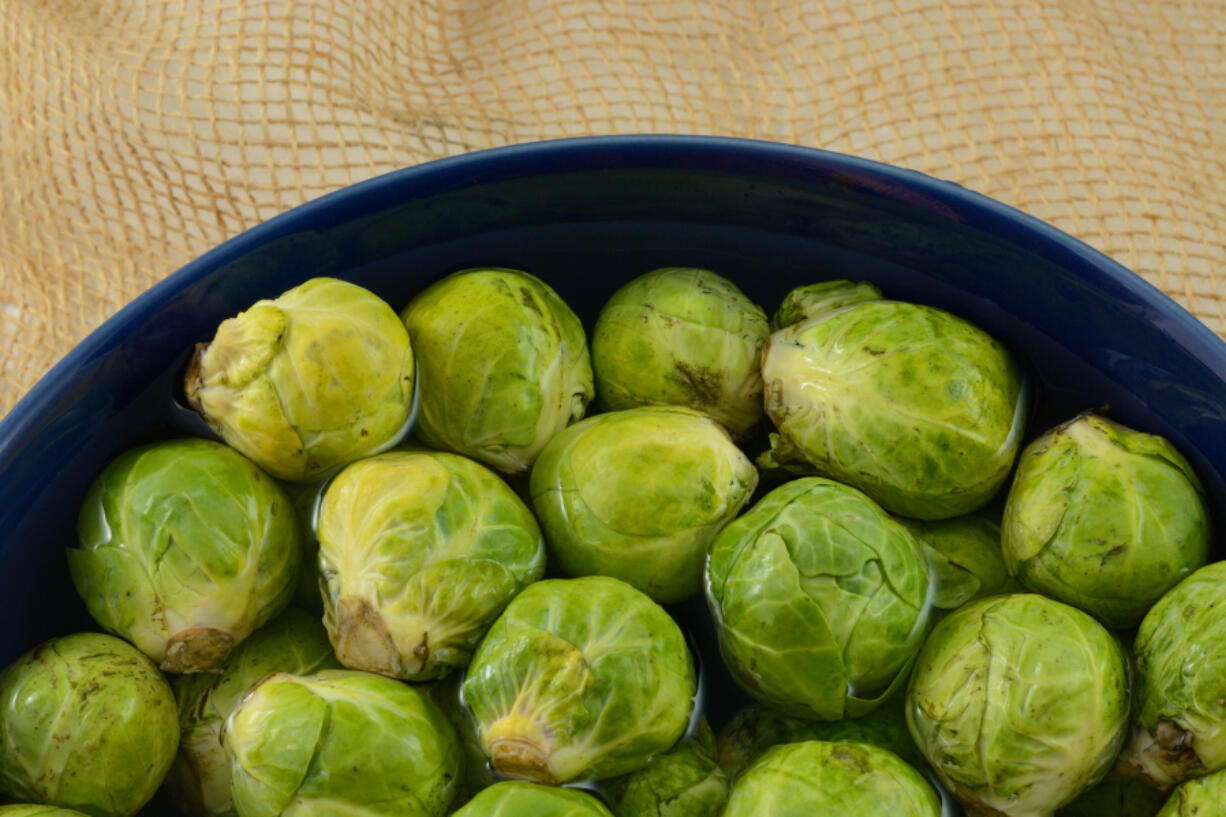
3,133,1223,461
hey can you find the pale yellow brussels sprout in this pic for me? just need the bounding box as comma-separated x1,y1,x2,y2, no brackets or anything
401,268,593,474
318,450,545,681
186,277,415,482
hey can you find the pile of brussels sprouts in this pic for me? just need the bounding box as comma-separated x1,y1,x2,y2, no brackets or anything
2,267,1223,817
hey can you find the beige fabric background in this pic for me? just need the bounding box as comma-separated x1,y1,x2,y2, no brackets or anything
2,0,1224,418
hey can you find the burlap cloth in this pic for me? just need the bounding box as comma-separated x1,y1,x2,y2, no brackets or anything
2,1,1224,419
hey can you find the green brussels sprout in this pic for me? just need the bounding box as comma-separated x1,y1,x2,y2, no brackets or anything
907,594,1130,816
760,281,1026,519
722,741,941,817
318,449,545,680
900,514,1019,613
771,279,884,329
166,608,341,817
0,808,93,817
451,781,614,817
602,720,728,817
222,669,462,817
401,268,593,474
705,477,931,721
590,268,769,435
186,277,415,482
1058,771,1168,817
0,633,178,817
715,700,925,780
530,406,757,603
1121,561,1226,789
462,576,697,784
70,438,301,673
1001,412,1210,628
1156,768,1226,816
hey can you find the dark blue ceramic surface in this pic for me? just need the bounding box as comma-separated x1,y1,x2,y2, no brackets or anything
0,135,1224,812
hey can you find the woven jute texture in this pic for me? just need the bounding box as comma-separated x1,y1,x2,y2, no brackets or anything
2,1,1224,418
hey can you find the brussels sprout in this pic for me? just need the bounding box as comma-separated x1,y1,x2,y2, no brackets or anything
530,406,756,603
900,514,1019,612
0,633,178,817
186,277,415,482
771,279,884,329
318,449,545,680
722,741,941,817
222,669,462,817
716,700,924,779
760,281,1026,519
167,608,340,817
451,781,614,817
1121,561,1226,789
907,594,1130,816
401,268,593,474
590,268,769,435
602,720,728,817
0,808,92,817
1156,767,1226,816
1001,412,1210,628
70,438,301,673
462,576,697,784
705,477,931,721
1058,771,1168,817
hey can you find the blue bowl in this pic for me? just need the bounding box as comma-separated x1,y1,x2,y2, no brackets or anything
1,134,1224,810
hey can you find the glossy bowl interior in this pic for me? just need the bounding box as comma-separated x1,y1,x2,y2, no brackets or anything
1,135,1224,812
